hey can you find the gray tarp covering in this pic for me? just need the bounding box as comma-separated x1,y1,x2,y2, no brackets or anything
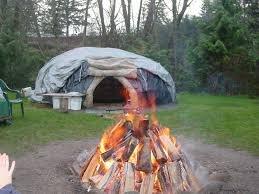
0,88,4,99
31,47,176,103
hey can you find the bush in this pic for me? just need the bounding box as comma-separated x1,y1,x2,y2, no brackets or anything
0,31,45,89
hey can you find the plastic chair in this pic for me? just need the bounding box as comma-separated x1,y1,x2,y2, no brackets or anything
0,79,24,117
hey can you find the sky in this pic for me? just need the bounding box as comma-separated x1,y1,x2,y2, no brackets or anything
185,0,203,16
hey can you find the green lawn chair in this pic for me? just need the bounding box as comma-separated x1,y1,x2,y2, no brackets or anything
0,79,24,117
0,89,12,124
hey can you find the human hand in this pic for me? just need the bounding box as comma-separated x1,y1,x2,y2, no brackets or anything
0,153,15,189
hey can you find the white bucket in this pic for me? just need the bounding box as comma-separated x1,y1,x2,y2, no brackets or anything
70,96,82,110
22,87,32,97
52,97,60,109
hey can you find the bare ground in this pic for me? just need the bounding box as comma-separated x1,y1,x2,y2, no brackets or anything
12,137,259,194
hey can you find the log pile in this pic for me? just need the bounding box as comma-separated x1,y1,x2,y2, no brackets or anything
76,112,202,193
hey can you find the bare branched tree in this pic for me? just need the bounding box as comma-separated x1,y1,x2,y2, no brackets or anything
96,0,107,45
166,0,194,74
109,0,117,35
121,0,131,34
143,0,156,37
136,0,143,34
83,0,92,44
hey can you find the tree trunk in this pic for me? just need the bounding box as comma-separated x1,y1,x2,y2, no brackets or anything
83,0,91,45
110,0,116,35
168,0,192,75
168,22,178,75
97,0,107,46
127,0,131,33
65,0,71,38
121,0,131,34
143,0,156,37
136,0,143,34
121,0,129,34
51,0,59,37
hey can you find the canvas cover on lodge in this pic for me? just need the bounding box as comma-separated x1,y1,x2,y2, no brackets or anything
31,47,176,104
0,87,4,99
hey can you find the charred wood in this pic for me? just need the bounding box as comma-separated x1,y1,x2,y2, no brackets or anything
136,137,152,173
148,131,167,164
122,162,135,193
181,153,201,192
101,136,131,161
158,164,175,194
159,135,181,161
96,162,120,189
122,136,139,162
81,149,101,183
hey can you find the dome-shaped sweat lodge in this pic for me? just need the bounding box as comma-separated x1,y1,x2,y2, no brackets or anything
32,47,176,108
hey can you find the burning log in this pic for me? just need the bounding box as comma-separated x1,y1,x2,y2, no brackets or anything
158,164,175,194
153,175,162,193
122,136,139,162
140,174,155,194
157,162,189,194
139,118,149,134
134,117,149,137
123,120,134,132
181,153,201,192
136,136,152,173
96,162,120,189
112,146,126,162
121,162,135,193
101,148,116,162
107,178,121,194
178,160,191,191
81,148,101,183
79,148,98,178
101,135,131,161
148,131,168,164
150,124,160,136
135,170,143,183
89,174,103,186
159,135,181,161
167,161,185,191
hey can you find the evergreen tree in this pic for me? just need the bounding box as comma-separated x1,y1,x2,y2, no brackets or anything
42,0,65,37
0,0,45,88
188,0,256,94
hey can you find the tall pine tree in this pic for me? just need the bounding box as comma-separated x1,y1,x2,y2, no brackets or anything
189,0,256,94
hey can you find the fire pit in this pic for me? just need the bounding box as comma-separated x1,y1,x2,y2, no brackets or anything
74,103,203,193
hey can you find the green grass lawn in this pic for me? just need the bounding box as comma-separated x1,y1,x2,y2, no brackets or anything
0,102,113,155
158,93,259,155
0,93,259,155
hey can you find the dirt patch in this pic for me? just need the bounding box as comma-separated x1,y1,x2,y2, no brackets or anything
13,139,99,194
12,137,259,194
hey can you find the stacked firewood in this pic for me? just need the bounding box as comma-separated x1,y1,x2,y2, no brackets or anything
77,113,202,193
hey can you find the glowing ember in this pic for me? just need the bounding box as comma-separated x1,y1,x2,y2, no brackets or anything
78,103,202,193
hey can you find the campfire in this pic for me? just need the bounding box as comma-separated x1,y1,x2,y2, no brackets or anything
74,99,202,193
